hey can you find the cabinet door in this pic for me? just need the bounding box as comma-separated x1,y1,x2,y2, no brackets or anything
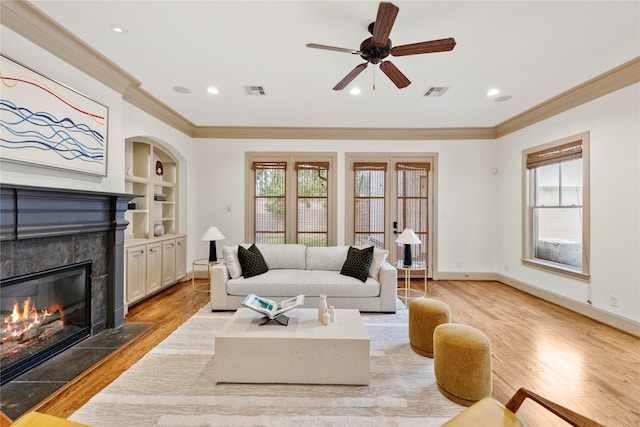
162,239,176,287
175,237,187,281
146,242,163,294
126,246,147,304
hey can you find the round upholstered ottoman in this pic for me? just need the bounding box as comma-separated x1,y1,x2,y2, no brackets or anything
433,323,492,406
408,298,451,357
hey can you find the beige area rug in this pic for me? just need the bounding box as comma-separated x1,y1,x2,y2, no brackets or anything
70,300,463,426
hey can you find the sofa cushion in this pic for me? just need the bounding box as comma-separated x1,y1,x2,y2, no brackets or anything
256,244,306,269
226,270,380,298
305,246,349,271
369,247,389,280
340,246,374,282
238,244,269,278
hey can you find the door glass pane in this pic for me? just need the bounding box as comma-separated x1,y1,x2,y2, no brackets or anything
397,164,428,266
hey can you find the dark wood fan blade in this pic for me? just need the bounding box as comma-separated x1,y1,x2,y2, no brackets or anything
379,61,411,88
372,2,399,46
306,43,360,54
333,63,368,91
391,38,457,56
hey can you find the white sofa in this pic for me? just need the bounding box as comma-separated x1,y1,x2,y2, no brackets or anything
210,244,398,313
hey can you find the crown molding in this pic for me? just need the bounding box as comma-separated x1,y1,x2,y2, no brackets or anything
3,1,638,141
123,86,195,137
495,56,640,138
191,126,496,140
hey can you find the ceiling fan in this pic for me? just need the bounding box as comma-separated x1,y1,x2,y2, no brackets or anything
306,1,456,91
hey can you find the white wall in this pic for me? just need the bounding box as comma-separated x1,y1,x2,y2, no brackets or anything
0,28,124,193
496,83,640,323
191,138,498,276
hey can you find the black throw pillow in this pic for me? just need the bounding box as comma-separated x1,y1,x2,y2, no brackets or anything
340,246,374,282
238,244,269,278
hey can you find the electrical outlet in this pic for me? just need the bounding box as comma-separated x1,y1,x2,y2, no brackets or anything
610,295,619,308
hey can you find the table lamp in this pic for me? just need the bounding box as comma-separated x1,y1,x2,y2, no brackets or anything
200,226,225,262
395,228,421,267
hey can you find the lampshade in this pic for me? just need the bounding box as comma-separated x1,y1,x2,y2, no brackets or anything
395,228,421,245
200,227,225,241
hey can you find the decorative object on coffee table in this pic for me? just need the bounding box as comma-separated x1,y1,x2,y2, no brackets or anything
200,226,225,262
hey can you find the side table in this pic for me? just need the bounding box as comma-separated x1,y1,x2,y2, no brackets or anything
192,258,217,293
396,261,427,299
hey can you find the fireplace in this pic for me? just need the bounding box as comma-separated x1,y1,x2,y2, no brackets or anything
0,184,132,383
1,261,92,384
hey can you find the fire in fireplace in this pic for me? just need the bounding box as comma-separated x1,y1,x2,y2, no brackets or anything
1,261,92,385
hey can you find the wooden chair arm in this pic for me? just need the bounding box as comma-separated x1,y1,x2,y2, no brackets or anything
505,387,604,427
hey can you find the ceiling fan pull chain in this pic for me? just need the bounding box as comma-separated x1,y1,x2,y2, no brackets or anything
373,65,376,91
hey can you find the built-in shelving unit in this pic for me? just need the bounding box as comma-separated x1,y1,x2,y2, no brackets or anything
124,138,186,306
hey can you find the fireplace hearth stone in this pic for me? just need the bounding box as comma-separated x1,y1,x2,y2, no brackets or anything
0,323,147,420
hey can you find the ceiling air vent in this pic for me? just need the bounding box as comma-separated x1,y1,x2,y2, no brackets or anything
423,86,449,97
244,85,266,96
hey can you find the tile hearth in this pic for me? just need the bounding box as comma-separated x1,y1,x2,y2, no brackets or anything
0,323,147,420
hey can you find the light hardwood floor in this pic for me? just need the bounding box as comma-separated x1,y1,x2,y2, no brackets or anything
29,279,639,427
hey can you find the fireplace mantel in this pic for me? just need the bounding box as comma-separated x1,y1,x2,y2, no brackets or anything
1,184,133,330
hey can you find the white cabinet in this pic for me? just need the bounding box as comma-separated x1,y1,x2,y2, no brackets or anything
146,242,163,294
125,236,186,305
126,245,147,304
162,239,176,288
175,237,187,281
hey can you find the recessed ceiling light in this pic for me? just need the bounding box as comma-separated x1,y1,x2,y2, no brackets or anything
486,88,500,97
173,86,191,94
350,87,361,95
207,86,219,94
110,24,126,34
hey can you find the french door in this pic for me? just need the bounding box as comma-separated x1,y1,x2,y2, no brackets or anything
346,153,435,278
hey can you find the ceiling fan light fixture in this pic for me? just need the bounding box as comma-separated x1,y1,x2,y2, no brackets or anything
486,88,500,97
207,86,219,95
350,87,361,95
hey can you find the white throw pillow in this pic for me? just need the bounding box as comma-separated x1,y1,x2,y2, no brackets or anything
222,245,243,279
357,245,389,280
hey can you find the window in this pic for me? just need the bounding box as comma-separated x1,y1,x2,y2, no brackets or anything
246,153,336,245
523,133,590,278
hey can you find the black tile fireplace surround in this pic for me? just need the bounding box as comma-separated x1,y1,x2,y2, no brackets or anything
1,184,132,338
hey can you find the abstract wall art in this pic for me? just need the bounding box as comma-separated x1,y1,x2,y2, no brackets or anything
0,55,108,176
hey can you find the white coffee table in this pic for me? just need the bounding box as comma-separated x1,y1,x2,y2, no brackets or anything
213,308,370,385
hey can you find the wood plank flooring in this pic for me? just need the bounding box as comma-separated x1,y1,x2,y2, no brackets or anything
30,278,639,427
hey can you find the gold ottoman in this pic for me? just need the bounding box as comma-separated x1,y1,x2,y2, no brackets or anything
434,323,492,406
408,298,450,357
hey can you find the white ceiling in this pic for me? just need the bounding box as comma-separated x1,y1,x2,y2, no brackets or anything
30,1,640,129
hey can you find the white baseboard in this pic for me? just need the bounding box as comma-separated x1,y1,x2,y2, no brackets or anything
497,273,640,337
434,271,499,281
